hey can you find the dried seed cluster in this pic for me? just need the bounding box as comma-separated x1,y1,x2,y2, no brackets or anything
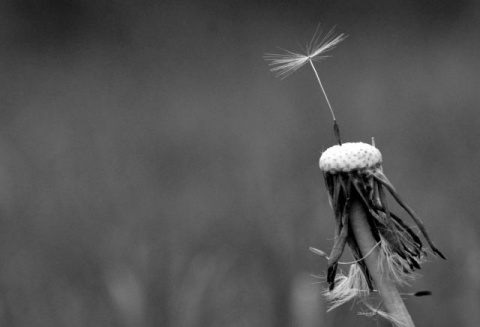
319,142,382,173
317,140,445,310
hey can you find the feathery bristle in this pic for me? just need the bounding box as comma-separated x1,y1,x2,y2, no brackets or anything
324,264,370,311
359,302,409,326
264,26,347,79
377,235,420,286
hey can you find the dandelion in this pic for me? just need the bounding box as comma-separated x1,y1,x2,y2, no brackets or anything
317,142,445,326
265,25,445,326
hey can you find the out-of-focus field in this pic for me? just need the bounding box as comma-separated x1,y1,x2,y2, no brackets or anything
0,1,479,326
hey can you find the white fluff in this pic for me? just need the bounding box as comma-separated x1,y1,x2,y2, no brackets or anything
324,264,370,311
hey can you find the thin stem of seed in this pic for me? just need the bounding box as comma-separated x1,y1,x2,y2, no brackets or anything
308,58,342,145
310,240,381,265
308,58,336,122
338,241,381,265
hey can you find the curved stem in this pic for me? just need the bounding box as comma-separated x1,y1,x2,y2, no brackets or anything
349,194,415,327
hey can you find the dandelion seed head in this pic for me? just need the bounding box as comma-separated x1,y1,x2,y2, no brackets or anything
319,142,382,173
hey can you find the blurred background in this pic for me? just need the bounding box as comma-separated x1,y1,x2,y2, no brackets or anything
0,0,479,326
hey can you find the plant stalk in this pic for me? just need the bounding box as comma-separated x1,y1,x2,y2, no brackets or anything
349,194,415,327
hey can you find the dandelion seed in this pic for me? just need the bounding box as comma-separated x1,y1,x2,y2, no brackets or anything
264,25,347,144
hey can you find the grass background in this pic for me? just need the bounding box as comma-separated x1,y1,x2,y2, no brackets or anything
0,0,479,326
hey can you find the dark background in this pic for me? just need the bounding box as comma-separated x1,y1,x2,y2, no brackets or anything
0,0,479,326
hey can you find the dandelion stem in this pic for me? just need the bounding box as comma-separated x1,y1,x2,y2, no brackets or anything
349,193,415,327
308,59,342,145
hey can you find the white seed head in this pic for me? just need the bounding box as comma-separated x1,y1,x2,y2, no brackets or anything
319,142,382,173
